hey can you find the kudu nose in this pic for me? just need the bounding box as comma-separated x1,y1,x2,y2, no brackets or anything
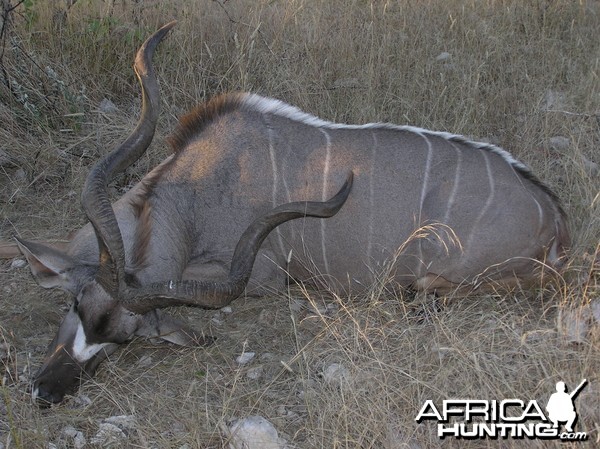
32,381,65,407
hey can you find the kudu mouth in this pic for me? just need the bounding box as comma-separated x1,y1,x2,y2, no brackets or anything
32,341,116,407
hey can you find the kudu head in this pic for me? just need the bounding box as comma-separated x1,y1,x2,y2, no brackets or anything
17,22,353,406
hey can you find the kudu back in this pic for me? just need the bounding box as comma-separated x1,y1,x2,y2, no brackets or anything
16,22,569,405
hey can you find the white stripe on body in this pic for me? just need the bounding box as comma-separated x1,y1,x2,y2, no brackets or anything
267,126,287,258
465,151,495,255
319,127,332,275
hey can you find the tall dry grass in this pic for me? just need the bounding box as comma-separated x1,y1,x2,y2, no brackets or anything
1,0,598,448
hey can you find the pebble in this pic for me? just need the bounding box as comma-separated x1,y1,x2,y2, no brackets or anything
90,415,137,445
246,366,263,380
557,305,591,343
62,426,86,449
581,154,598,176
90,423,127,445
322,363,350,385
548,136,570,151
98,98,118,114
104,414,137,430
236,352,256,365
591,299,600,324
0,342,9,361
223,416,288,449
10,259,26,269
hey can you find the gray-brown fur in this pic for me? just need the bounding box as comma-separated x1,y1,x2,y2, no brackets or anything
17,22,569,405
133,95,567,294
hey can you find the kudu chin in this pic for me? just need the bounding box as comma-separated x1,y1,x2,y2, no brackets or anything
17,22,568,406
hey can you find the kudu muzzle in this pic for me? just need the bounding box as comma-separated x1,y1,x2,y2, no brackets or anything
32,307,117,406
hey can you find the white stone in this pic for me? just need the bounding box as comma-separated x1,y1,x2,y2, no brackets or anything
557,305,591,343
90,423,126,445
591,299,600,324
246,366,263,380
0,342,9,361
0,149,14,167
224,416,288,449
581,154,598,176
322,363,350,385
435,51,451,61
73,394,93,407
10,259,26,269
548,136,570,151
98,98,118,114
63,426,86,449
542,90,567,110
221,306,233,314
236,352,256,365
105,414,137,430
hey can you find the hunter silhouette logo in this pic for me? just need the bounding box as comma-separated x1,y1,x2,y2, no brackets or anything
546,379,587,433
415,379,589,441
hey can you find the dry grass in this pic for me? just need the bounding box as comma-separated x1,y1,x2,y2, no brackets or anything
1,0,599,448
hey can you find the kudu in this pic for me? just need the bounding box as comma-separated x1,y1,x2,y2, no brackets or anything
16,22,569,405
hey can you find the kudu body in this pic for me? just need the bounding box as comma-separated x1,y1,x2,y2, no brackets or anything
17,23,569,405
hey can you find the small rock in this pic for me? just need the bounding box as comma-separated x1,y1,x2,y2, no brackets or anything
259,352,275,362
236,352,256,365
548,136,570,151
13,168,26,183
73,394,93,407
136,354,153,368
169,420,187,438
435,51,451,61
105,414,137,430
221,306,233,314
0,149,16,167
10,259,26,269
246,366,263,380
90,423,127,445
542,90,567,110
557,305,591,343
591,299,600,324
63,426,86,449
0,342,10,361
581,155,598,176
322,363,350,385
277,406,300,421
98,98,118,114
223,416,288,449
332,77,360,89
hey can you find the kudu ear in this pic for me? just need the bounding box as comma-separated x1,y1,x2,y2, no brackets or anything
135,309,214,347
15,237,94,295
